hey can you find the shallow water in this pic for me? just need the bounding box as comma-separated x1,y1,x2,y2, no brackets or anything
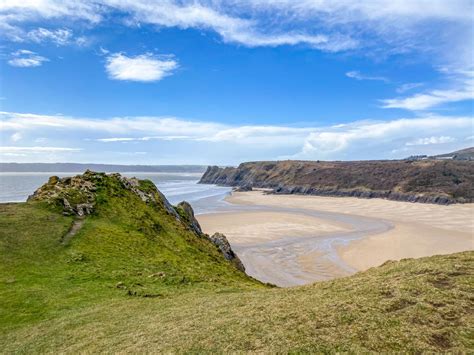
232,206,393,286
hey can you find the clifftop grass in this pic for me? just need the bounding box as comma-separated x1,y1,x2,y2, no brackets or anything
1,172,473,352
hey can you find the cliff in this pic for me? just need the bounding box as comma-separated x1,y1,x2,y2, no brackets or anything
200,160,474,204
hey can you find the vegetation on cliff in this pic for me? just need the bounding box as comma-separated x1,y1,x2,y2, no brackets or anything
200,159,474,204
1,172,473,352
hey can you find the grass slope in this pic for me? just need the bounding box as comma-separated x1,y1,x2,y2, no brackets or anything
1,174,473,352
0,174,263,332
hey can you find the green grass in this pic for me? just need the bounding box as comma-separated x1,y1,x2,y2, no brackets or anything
1,173,473,352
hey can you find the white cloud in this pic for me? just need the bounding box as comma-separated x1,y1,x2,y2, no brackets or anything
346,71,388,82
96,136,190,142
0,146,82,153
10,132,22,142
381,70,474,110
1,0,471,54
396,82,423,93
8,49,49,67
1,111,472,162
406,136,456,146
0,112,225,138
26,27,73,45
295,116,472,159
381,87,473,110
105,53,178,82
94,1,357,50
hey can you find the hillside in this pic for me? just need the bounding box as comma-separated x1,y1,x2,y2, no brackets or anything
0,171,261,326
200,159,474,204
1,172,473,352
432,147,474,161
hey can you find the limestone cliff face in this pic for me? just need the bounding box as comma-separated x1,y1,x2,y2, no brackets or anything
200,160,474,204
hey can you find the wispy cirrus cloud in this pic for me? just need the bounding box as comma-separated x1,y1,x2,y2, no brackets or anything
1,0,471,53
381,88,473,110
26,27,73,45
396,82,423,93
346,71,389,82
105,53,179,82
381,69,474,110
8,50,49,67
0,146,82,153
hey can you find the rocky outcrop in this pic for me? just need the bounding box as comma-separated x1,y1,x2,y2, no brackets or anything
175,202,245,272
28,170,180,218
28,172,98,216
199,160,474,205
175,201,202,235
208,233,245,272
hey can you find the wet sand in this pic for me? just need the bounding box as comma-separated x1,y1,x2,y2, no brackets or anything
197,191,473,287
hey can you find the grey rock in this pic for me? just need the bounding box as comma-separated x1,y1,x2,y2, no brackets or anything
176,201,202,235
75,203,94,217
208,232,245,272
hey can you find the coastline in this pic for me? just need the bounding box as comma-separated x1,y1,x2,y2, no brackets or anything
197,190,473,286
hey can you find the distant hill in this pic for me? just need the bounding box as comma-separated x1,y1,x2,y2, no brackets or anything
200,159,474,204
0,162,207,173
432,147,474,161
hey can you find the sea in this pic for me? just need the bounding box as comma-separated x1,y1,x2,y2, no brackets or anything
0,172,232,214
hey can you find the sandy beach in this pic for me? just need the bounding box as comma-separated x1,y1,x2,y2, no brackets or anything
197,191,474,286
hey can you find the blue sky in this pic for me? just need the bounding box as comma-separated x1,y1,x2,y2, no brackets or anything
0,1,473,165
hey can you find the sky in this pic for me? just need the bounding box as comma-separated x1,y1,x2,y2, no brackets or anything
0,0,473,165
